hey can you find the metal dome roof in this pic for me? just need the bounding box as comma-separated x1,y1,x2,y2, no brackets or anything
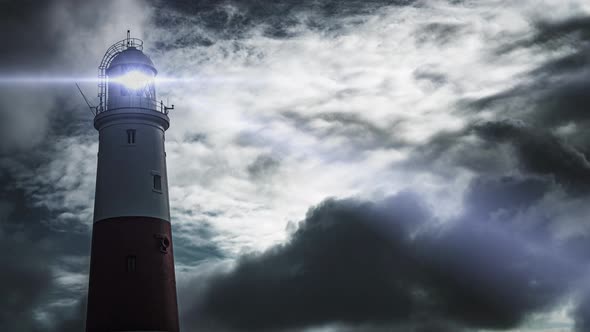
107,47,156,74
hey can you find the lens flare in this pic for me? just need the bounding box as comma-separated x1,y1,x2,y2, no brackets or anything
0,73,217,86
113,70,153,90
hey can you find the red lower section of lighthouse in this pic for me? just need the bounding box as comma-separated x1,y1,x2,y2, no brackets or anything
85,217,179,332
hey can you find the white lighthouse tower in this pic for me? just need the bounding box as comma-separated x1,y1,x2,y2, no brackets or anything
85,32,179,332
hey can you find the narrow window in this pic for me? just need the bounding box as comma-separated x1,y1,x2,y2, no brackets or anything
126,255,136,272
127,129,136,144
153,174,162,191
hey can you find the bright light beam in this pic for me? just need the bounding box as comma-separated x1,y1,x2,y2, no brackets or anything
0,74,251,86
112,70,153,90
0,76,101,84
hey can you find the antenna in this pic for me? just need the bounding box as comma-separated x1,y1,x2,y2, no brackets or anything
164,104,174,113
126,30,131,47
76,83,97,116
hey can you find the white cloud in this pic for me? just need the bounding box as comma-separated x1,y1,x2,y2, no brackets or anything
141,0,575,255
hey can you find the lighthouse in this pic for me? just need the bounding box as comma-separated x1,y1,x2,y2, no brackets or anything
85,32,179,332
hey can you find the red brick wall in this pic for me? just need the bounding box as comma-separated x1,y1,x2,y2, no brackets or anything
86,217,179,332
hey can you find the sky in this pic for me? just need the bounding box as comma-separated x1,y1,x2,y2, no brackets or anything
0,0,590,331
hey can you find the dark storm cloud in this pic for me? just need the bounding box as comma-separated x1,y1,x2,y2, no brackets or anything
403,127,509,176
408,120,590,195
186,194,419,331
470,14,590,138
474,121,590,195
0,1,58,70
469,69,590,131
0,172,48,231
0,0,111,153
281,110,405,153
574,289,590,332
413,226,569,329
0,0,130,68
0,232,53,331
47,297,86,332
463,175,550,223
184,190,577,331
0,167,91,331
499,15,590,54
150,0,417,47
0,0,130,71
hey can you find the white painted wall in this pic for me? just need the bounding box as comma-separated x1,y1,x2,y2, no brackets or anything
93,109,170,222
